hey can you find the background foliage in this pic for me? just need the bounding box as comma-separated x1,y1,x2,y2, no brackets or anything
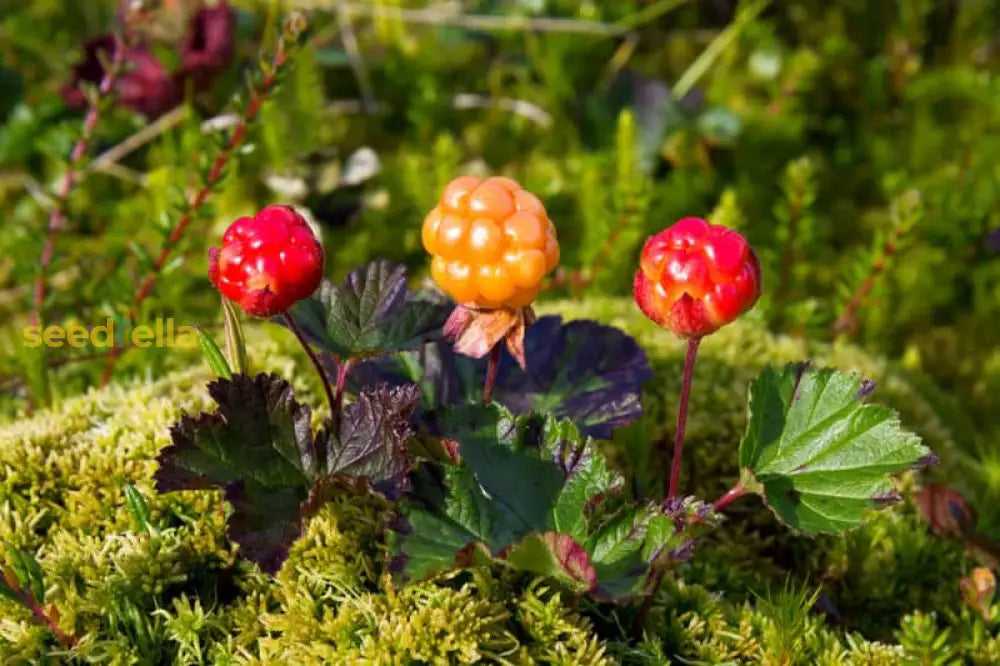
2,0,1000,661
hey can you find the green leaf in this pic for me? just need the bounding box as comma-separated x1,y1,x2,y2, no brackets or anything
155,373,316,572
438,405,564,539
196,328,232,379
123,484,153,534
394,404,677,599
738,364,932,534
281,260,449,359
6,546,44,603
504,532,596,593
394,465,499,580
221,298,248,375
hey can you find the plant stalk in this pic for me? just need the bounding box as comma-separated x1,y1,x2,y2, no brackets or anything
334,358,354,417
101,19,304,384
712,481,747,513
33,34,126,332
17,590,77,647
282,311,335,472
483,345,501,404
666,336,701,499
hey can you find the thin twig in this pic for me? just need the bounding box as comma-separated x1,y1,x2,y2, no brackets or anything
10,588,77,648
101,20,305,384
87,104,190,177
831,188,921,337
32,34,126,328
333,358,353,418
711,481,747,513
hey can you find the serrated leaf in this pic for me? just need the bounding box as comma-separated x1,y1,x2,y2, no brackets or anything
394,404,671,599
394,464,499,580
155,373,315,572
318,384,421,496
281,260,449,359
157,373,315,487
352,316,653,439
738,365,931,534
504,532,596,592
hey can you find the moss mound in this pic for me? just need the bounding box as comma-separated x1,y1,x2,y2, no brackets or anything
0,299,989,664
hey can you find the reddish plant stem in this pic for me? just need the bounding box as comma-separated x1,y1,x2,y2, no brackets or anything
483,345,502,404
17,590,77,647
282,311,335,472
32,35,126,329
634,479,747,632
666,336,701,500
101,36,295,385
711,481,747,514
333,358,354,417
831,216,910,338
634,567,665,634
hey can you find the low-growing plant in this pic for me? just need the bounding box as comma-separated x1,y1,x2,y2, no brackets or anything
2,174,935,650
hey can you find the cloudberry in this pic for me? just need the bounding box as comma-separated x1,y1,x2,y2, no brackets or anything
208,205,324,317
422,176,559,309
634,217,761,338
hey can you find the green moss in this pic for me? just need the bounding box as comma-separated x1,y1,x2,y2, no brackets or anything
0,300,988,663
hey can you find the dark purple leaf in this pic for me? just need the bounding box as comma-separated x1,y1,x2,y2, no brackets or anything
318,384,421,497
154,373,315,573
352,316,653,439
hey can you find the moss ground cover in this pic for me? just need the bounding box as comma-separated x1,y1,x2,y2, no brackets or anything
3,1,1000,663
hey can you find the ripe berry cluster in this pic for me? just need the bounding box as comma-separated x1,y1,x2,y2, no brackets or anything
422,176,560,309
208,205,324,317
634,217,761,338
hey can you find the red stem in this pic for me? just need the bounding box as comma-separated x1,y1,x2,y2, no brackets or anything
19,591,77,647
100,35,295,385
483,345,501,404
712,481,747,514
666,336,701,499
32,35,126,329
334,358,353,417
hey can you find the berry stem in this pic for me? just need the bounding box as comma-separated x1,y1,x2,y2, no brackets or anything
712,481,747,514
634,567,665,634
282,310,335,470
32,33,125,331
333,358,354,417
666,336,701,500
483,344,501,404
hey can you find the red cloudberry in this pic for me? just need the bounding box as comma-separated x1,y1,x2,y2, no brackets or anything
208,205,324,317
634,217,761,338
422,175,559,309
